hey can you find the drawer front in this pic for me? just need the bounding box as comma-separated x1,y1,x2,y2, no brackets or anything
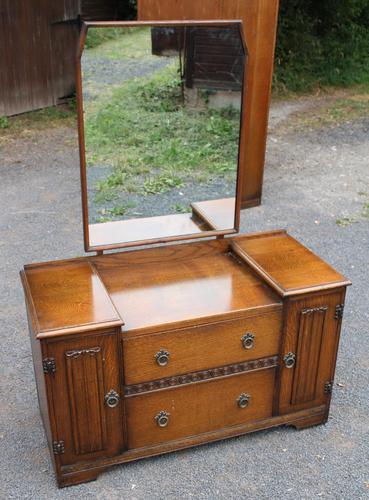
123,311,281,385
125,368,275,449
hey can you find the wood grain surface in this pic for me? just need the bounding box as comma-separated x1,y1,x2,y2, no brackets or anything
21,262,122,337
232,231,350,296
93,239,281,334
123,311,281,384
125,368,275,449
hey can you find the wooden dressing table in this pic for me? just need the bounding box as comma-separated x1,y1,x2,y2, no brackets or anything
20,21,350,487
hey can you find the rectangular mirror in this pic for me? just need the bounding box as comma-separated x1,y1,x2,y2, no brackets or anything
77,21,247,251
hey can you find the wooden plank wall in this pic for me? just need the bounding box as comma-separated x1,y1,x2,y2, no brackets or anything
82,0,119,20
0,0,119,116
138,0,280,208
0,0,80,116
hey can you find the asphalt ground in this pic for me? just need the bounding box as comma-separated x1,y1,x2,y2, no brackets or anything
0,106,368,499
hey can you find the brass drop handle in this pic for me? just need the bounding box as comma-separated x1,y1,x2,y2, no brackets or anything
284,352,296,369
105,389,120,408
237,393,251,409
241,333,255,350
155,411,170,428
155,349,170,367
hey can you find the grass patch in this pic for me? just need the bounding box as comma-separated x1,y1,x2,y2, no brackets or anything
362,203,369,218
85,61,240,197
336,197,369,227
98,202,137,217
94,185,118,204
0,101,76,148
172,203,191,213
277,90,369,133
143,174,183,195
0,116,9,129
85,28,126,49
336,216,358,227
86,27,153,60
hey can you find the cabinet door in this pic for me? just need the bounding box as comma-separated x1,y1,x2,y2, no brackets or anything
279,290,345,414
45,332,124,465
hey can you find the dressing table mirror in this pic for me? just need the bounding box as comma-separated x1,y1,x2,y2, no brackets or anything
20,20,350,488
77,22,246,251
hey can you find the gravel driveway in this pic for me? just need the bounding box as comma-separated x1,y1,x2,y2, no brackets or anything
0,99,368,499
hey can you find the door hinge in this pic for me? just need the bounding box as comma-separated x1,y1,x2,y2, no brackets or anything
52,440,65,455
43,358,56,374
334,304,344,320
324,381,333,395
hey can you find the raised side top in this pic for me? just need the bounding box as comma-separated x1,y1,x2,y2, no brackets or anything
231,230,351,297
191,198,235,230
21,261,123,339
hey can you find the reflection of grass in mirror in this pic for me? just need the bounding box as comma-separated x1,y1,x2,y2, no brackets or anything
98,203,137,217
172,204,191,214
85,27,153,60
94,186,118,204
143,174,183,195
85,61,240,199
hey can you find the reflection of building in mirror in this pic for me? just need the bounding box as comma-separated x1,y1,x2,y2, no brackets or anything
152,26,245,111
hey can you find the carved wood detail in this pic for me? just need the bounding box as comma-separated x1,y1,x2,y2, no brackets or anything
65,346,108,455
124,356,278,396
291,307,327,405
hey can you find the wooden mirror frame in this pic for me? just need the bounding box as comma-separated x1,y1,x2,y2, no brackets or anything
76,20,248,253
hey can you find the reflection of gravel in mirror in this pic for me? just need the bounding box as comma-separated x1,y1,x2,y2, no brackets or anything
87,165,236,224
82,55,172,102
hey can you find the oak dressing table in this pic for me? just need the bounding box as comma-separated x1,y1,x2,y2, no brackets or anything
20,21,350,487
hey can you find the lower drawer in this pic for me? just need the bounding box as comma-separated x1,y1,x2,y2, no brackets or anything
125,368,275,449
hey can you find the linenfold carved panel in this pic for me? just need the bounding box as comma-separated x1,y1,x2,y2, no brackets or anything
65,347,108,455
291,307,328,405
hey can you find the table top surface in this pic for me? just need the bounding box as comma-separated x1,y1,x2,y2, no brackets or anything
22,231,349,338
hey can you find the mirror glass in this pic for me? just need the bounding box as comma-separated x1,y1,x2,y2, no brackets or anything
79,23,246,249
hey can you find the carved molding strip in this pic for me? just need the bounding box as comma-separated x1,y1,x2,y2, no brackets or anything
65,347,101,358
301,306,327,315
124,356,278,396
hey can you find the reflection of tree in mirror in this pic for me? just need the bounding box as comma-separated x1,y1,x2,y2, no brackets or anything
83,27,242,223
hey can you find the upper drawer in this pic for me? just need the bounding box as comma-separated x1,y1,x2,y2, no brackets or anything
122,310,282,385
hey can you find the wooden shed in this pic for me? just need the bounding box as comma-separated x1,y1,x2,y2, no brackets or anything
0,0,121,116
152,26,244,92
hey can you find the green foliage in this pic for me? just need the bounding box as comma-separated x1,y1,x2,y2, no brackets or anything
84,0,137,49
143,174,183,195
118,0,137,20
172,203,191,213
274,1,369,93
85,28,126,49
0,116,9,129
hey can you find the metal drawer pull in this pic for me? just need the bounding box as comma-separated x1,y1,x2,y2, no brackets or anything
283,352,296,369
155,411,170,428
237,393,251,409
105,389,120,408
155,349,170,367
241,333,255,350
